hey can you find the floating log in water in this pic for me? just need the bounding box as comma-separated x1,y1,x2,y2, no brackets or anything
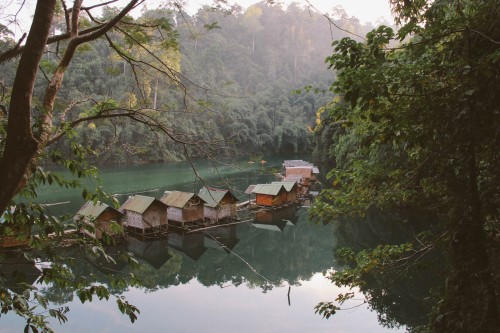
185,219,252,233
237,199,255,209
112,188,159,196
40,201,70,207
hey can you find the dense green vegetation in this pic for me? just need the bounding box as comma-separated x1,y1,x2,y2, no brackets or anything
312,0,500,332
0,1,387,331
1,2,381,164
6,0,499,331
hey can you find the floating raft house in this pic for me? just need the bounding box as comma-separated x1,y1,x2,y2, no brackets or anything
75,201,123,239
198,187,239,222
160,191,205,226
120,195,168,235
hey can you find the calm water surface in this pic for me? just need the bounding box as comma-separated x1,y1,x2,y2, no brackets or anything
2,157,411,332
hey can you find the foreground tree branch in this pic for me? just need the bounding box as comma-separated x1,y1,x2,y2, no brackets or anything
0,0,56,213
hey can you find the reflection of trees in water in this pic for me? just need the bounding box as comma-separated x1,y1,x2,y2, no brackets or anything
332,210,445,331
34,207,337,302
0,252,41,294
4,207,444,332
194,208,335,290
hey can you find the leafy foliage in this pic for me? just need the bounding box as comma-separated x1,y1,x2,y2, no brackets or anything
312,0,500,331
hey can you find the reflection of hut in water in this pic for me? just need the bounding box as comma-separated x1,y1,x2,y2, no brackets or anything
160,191,205,226
89,245,129,274
251,184,287,207
168,232,207,261
0,254,41,293
198,187,239,222
75,201,123,239
120,195,168,235
204,225,239,253
125,235,171,270
252,206,298,232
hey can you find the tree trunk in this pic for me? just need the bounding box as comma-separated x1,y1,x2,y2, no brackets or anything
432,145,498,332
0,0,56,213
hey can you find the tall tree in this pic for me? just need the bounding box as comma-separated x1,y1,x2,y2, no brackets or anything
313,0,500,331
0,1,185,329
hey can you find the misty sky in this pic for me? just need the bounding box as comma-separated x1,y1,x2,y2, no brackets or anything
188,0,394,24
2,0,394,37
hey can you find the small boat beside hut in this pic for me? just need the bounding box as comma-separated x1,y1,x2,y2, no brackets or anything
160,191,205,227
75,201,123,239
198,187,239,222
120,195,168,235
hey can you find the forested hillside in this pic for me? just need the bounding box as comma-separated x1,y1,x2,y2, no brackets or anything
1,1,377,164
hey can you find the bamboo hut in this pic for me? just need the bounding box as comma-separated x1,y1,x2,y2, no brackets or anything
160,191,205,226
251,184,287,207
119,195,168,235
75,201,123,239
198,187,239,222
271,181,298,203
283,160,320,185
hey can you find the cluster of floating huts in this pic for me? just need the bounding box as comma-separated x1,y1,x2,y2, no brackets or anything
245,159,320,208
75,186,239,238
73,160,319,239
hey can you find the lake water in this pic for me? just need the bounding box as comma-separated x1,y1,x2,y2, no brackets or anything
2,157,416,332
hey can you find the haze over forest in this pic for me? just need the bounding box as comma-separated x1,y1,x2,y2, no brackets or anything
1,1,385,164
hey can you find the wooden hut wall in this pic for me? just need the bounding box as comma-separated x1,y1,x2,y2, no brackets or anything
225,203,237,218
168,205,204,223
285,167,312,185
220,195,236,205
256,193,284,207
255,194,272,206
182,205,204,222
167,207,182,222
280,190,288,203
95,210,122,238
143,202,167,227
203,206,219,220
123,211,144,229
285,189,297,202
203,204,236,220
285,167,311,178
